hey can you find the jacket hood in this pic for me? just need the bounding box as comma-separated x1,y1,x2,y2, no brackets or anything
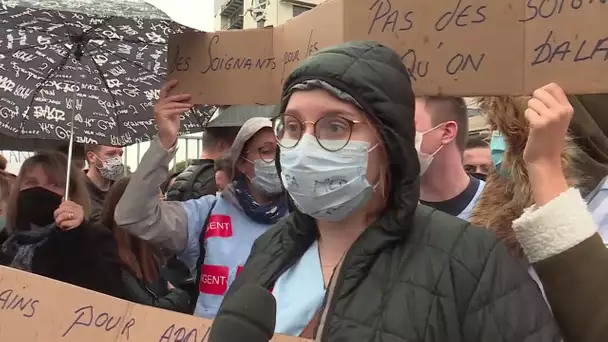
277,41,419,232
567,94,608,194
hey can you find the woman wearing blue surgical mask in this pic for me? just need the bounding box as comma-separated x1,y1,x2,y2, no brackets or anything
114,81,288,318
221,41,560,341
490,130,509,176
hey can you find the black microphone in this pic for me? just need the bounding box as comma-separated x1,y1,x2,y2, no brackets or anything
209,284,276,342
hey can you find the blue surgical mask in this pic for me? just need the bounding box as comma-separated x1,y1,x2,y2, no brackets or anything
0,215,5,233
251,159,284,195
490,131,508,176
279,134,377,222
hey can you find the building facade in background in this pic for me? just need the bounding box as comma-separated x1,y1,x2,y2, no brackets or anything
214,0,320,30
465,98,488,134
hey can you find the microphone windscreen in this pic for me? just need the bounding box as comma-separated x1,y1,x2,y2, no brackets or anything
209,284,276,342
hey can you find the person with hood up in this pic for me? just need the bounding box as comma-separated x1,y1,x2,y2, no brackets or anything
222,41,560,340
114,80,288,319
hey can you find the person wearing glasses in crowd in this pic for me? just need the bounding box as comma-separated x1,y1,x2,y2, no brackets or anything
114,80,288,319
220,41,559,340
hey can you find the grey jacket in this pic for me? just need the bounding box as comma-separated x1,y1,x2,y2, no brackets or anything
114,139,189,252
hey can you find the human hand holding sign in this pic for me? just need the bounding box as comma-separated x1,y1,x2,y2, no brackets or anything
523,82,573,205
54,200,84,231
155,80,193,150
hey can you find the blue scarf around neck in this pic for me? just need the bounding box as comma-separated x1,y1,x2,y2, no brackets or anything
232,174,288,225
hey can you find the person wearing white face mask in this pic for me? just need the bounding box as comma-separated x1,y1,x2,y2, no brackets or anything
414,97,485,220
279,132,379,222
221,41,559,341
114,80,288,319
246,152,284,196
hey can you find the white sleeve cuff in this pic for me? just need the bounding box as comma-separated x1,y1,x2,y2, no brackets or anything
513,187,596,263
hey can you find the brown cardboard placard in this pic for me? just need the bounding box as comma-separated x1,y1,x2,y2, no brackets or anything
167,0,608,105
0,266,309,342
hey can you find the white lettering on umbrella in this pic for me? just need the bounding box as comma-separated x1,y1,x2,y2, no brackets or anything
33,105,66,122
12,85,32,100
12,51,36,62
0,75,15,92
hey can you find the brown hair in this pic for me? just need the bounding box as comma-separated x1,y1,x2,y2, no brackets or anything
0,154,6,170
101,177,161,283
4,151,91,232
364,119,391,222
202,127,240,152
465,133,489,150
84,144,104,167
84,144,102,155
422,96,469,152
0,170,13,204
214,153,233,178
469,96,581,257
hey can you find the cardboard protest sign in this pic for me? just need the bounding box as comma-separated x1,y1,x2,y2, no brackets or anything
167,0,608,105
0,266,309,342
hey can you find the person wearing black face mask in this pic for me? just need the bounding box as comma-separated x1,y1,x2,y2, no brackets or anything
463,134,491,182
0,151,123,298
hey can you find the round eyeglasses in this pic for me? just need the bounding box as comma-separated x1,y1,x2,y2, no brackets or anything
243,142,276,163
272,114,365,151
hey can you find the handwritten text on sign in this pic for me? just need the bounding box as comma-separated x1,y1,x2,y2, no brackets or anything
167,0,607,105
0,266,307,342
0,284,206,342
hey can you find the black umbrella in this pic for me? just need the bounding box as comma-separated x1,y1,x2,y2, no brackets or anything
0,131,66,150
0,0,216,198
0,0,214,150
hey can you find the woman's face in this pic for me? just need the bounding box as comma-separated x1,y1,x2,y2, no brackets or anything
236,128,277,180
283,89,384,186
20,165,65,197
